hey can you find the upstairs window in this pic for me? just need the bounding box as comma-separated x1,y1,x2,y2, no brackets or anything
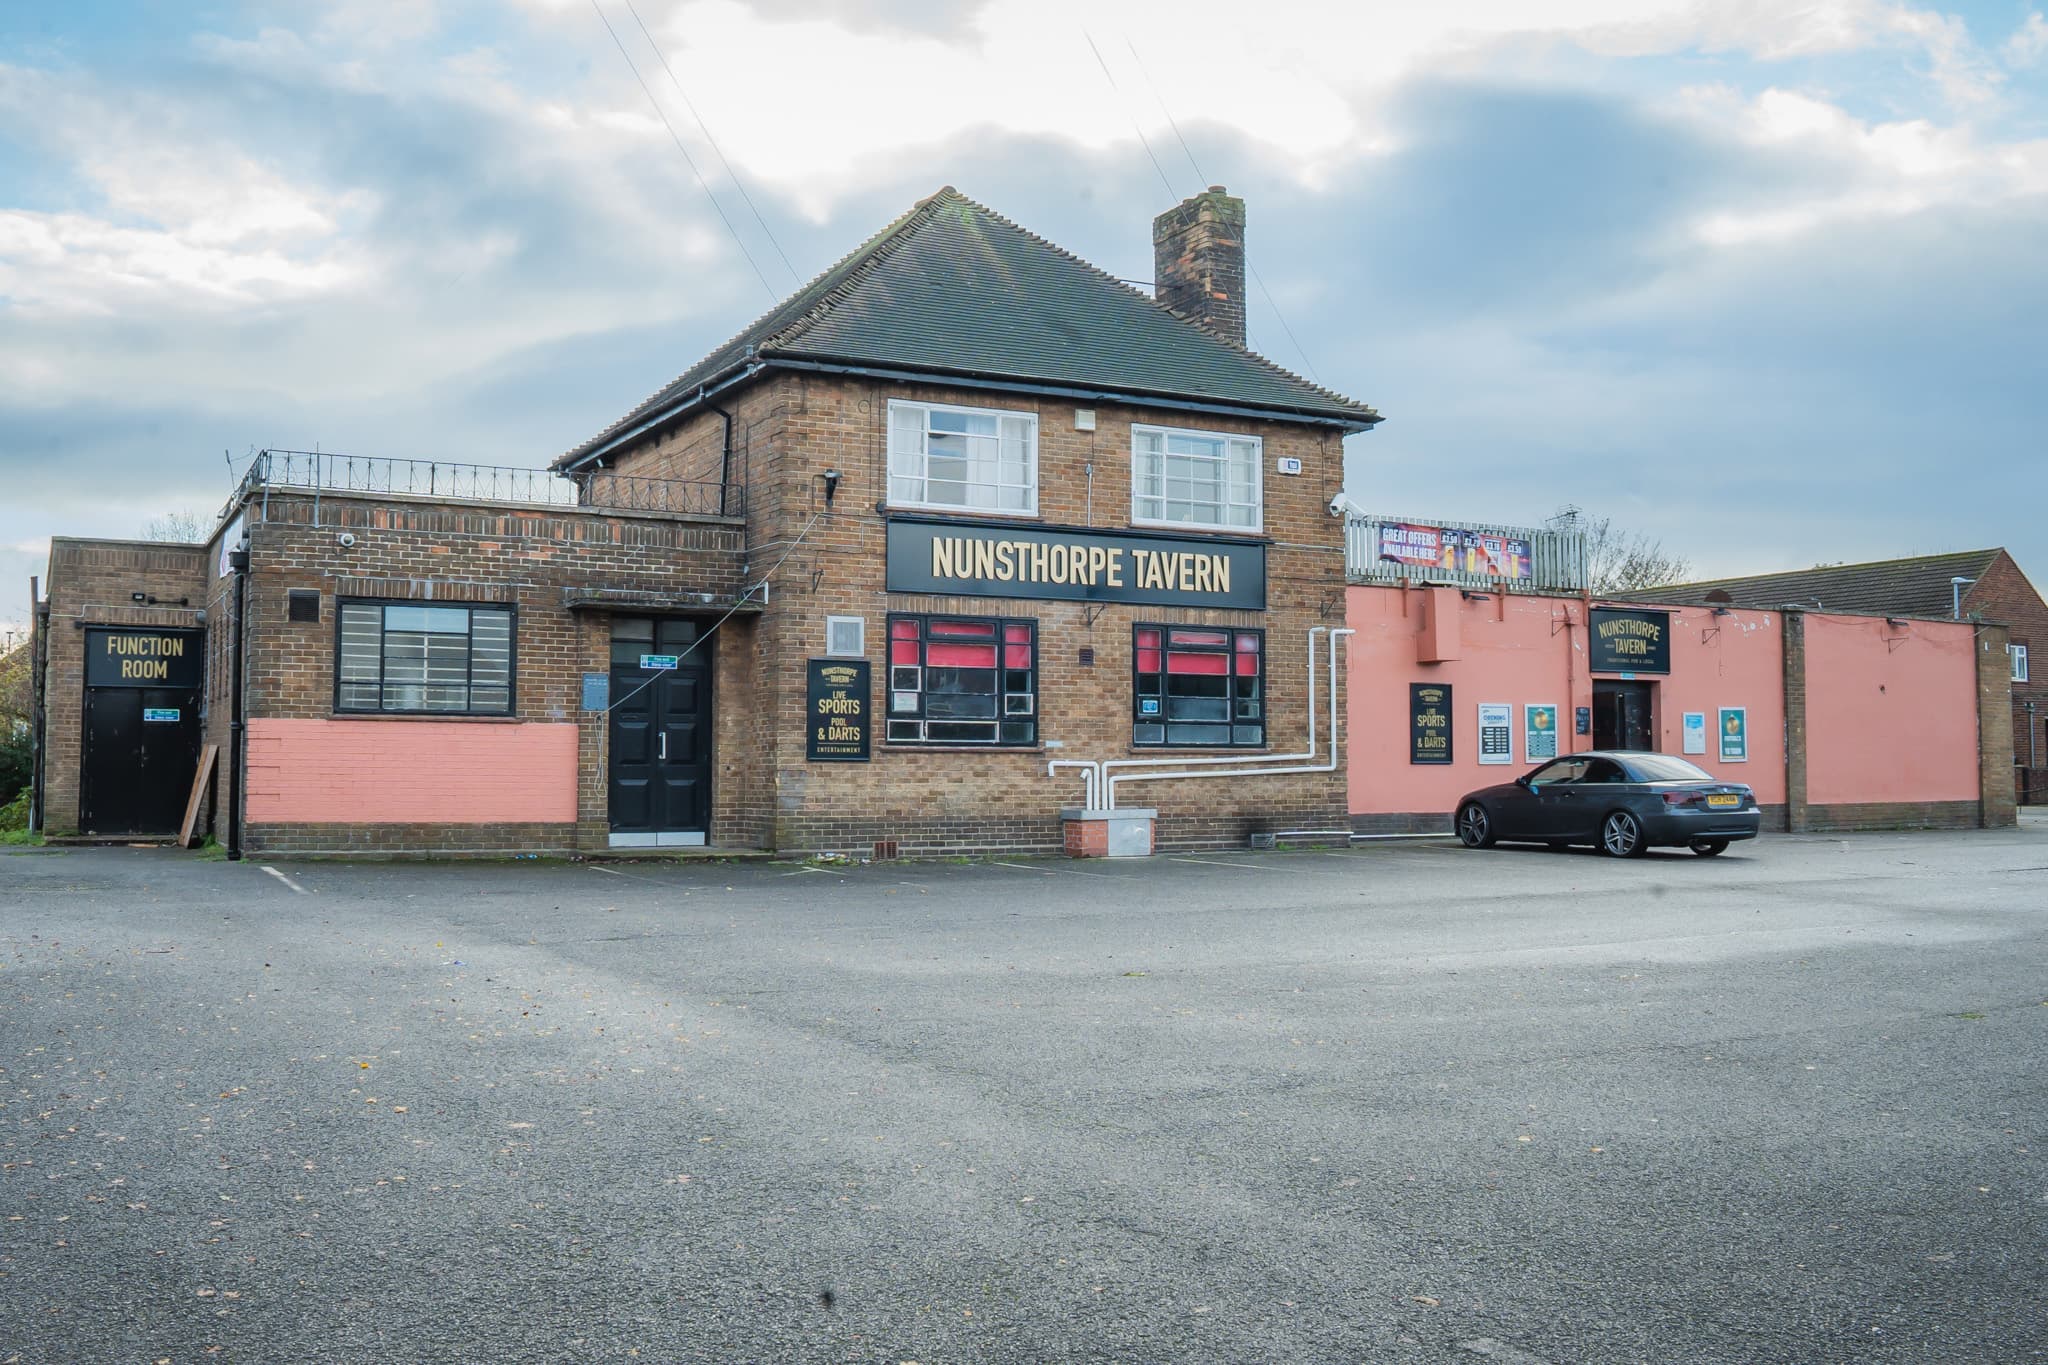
1132,625,1263,747
886,614,1037,746
2013,643,2029,683
337,601,513,715
888,400,1038,514
1132,424,1261,530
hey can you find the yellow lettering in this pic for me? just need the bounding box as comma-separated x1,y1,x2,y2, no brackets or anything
932,538,958,579
994,542,1015,581
1027,542,1047,582
1105,548,1125,587
1178,554,1196,593
1192,557,1212,594
971,539,996,581
1212,556,1229,596
1087,545,1109,585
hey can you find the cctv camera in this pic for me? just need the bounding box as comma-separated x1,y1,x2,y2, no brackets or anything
1327,494,1349,518
337,532,357,548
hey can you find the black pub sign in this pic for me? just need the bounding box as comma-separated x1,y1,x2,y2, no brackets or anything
886,517,1266,610
1589,608,1672,674
84,627,204,689
1410,682,1452,765
805,659,871,762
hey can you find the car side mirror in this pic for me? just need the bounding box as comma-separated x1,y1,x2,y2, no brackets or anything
1517,777,1533,790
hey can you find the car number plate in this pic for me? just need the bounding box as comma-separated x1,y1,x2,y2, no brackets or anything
1706,794,1740,808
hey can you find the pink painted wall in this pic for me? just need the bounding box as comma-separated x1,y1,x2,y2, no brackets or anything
1803,615,1979,804
246,719,577,824
1346,586,1787,815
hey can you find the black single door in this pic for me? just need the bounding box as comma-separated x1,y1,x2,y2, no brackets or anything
607,618,712,843
81,686,201,834
1593,681,1655,751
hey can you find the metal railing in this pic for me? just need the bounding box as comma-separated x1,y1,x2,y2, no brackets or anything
1344,513,1586,593
233,450,741,519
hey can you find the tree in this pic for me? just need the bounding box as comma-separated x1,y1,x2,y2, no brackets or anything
1549,506,1694,594
142,510,210,542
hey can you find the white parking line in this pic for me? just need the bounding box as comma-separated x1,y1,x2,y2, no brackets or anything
991,861,1055,874
1168,856,1269,871
260,865,308,894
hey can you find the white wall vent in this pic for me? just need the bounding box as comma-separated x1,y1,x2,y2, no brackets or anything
826,615,866,658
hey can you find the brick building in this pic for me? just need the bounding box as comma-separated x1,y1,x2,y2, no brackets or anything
30,187,1381,855
1658,550,2045,802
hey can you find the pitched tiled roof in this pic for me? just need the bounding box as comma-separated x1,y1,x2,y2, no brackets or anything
1639,549,2004,616
556,187,1380,469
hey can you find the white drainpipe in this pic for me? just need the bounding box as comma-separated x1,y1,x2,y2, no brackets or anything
1093,627,1327,794
1046,759,1102,810
1105,628,1353,809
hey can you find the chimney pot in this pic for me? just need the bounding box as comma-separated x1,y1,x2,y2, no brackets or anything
1152,188,1247,348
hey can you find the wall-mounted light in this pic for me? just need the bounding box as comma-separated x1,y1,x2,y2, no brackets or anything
1460,590,1491,602
821,468,841,507
1886,617,1908,628
1710,606,1732,617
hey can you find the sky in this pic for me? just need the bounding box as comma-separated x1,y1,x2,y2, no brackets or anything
3,0,2046,631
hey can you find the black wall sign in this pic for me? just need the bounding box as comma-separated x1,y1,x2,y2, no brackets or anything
84,628,204,690
1588,608,1672,674
1410,682,1453,765
886,517,1266,610
806,659,871,762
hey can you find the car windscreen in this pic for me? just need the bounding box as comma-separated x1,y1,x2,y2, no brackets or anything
1625,754,1714,782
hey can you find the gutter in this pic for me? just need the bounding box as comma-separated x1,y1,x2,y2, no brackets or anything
555,362,767,475
768,356,1382,433
555,352,1381,473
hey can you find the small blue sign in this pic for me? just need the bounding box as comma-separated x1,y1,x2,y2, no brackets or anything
580,673,609,711
143,708,180,723
640,654,679,671
1140,697,1161,715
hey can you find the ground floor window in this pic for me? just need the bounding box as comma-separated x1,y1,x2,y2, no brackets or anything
1133,625,1263,747
337,600,513,715
886,614,1037,746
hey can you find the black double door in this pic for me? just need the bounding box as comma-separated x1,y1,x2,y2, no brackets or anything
1593,680,1655,752
607,618,713,844
82,685,201,835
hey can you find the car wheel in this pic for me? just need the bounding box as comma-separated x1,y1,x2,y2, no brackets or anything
1600,810,1645,858
1691,839,1728,857
1456,802,1496,849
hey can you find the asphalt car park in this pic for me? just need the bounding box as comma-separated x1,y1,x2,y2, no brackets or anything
3,825,2045,1363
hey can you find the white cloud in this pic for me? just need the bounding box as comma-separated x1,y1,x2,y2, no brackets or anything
2005,13,2048,67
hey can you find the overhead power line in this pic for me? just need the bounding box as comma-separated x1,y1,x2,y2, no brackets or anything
589,0,778,302
623,0,802,288
1118,34,1324,386
1083,30,1175,202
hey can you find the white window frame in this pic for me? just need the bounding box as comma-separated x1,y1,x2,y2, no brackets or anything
2013,643,2030,683
1130,422,1263,533
886,399,1039,517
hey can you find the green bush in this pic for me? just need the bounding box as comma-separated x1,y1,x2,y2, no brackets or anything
0,727,29,806
0,788,29,833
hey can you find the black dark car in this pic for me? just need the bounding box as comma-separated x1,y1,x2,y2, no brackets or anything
1454,751,1761,857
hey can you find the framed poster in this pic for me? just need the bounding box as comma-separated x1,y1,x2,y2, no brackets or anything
806,659,872,762
1478,703,1513,764
1718,707,1748,762
1410,683,1452,764
1682,712,1707,755
1524,703,1559,760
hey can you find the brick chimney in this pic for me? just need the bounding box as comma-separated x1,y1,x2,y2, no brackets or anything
1152,185,1246,347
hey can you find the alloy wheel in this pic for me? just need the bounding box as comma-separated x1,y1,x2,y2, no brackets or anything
1457,803,1492,848
1601,811,1642,858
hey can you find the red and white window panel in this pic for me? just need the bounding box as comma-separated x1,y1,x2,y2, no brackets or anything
1132,625,1264,748
887,614,1038,746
